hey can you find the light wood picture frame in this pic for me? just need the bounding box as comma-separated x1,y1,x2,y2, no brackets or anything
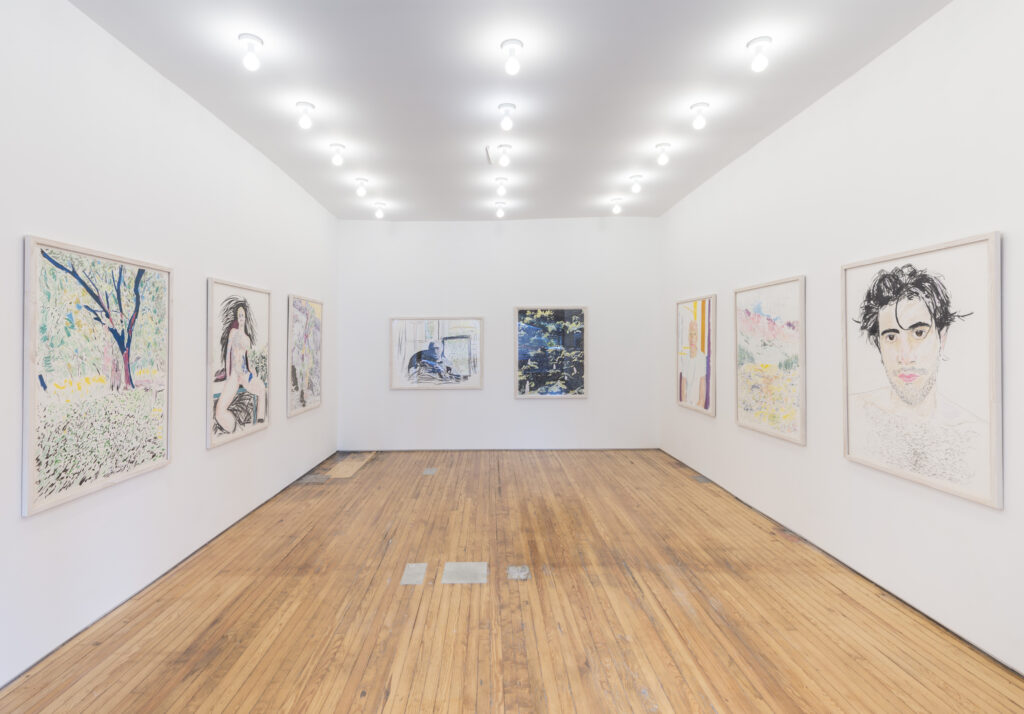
390,317,483,390
842,232,1002,508
734,276,806,445
207,278,271,447
676,295,716,416
23,235,172,515
515,307,587,399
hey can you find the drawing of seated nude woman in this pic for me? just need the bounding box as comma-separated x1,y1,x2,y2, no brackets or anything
213,296,267,433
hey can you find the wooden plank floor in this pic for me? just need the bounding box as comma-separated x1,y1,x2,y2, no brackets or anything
2,450,1022,713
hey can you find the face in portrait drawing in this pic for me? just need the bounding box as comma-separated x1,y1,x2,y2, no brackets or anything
850,264,982,483
214,296,267,433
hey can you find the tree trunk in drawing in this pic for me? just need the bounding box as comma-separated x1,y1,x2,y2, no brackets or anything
41,249,145,390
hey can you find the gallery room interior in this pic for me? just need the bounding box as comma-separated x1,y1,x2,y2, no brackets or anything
2,0,1023,710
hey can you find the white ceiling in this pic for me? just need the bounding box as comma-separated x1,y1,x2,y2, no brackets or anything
69,0,950,222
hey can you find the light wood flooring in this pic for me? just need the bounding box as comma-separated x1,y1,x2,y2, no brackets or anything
2,450,1022,712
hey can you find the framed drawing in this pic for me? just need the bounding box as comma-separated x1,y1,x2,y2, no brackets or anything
24,236,171,515
734,276,806,444
390,318,483,389
677,295,716,415
842,233,1002,508
515,307,586,398
208,279,270,447
287,295,323,416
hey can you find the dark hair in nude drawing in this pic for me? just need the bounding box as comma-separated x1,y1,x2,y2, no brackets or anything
856,264,969,349
219,295,258,365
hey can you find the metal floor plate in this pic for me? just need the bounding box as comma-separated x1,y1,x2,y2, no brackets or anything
441,561,488,584
400,563,427,585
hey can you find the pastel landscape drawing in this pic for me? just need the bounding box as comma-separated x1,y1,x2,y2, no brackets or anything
27,240,170,514
735,282,803,440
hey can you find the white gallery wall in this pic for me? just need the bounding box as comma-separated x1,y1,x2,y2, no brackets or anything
658,0,1024,674
0,0,339,686
336,218,662,450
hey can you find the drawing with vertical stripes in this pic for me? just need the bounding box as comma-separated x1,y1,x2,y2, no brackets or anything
677,295,716,416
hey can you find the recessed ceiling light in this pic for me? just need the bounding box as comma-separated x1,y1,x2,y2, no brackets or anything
374,202,386,219
497,144,512,168
295,102,315,130
238,33,263,72
495,177,508,197
655,143,671,166
690,102,710,130
629,175,643,194
501,39,524,76
329,143,345,166
498,103,516,132
495,201,506,219
611,197,623,215
747,36,772,73
355,177,368,197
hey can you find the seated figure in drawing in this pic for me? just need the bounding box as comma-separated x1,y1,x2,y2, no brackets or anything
850,265,984,484
213,296,267,433
407,341,455,382
679,318,707,409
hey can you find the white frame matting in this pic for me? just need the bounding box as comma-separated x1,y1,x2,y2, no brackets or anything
514,306,588,399
676,294,717,416
390,317,484,390
207,277,272,448
841,232,1002,508
286,293,324,417
23,235,172,515
734,275,807,445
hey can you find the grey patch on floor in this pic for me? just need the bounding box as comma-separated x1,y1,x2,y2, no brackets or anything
442,561,488,584
691,474,712,483
507,565,530,581
400,563,427,586
294,472,329,485
422,467,438,475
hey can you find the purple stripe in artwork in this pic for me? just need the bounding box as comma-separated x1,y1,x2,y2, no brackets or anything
704,320,712,410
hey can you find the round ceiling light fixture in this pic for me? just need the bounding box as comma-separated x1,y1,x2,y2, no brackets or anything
497,144,512,168
499,103,516,132
295,101,315,130
690,102,710,130
501,39,524,76
747,36,772,73
655,143,671,166
329,143,345,166
238,33,263,72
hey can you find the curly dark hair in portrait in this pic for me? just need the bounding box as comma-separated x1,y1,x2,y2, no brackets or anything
856,264,969,349
219,295,258,365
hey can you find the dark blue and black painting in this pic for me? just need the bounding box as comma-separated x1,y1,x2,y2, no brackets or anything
517,308,585,396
